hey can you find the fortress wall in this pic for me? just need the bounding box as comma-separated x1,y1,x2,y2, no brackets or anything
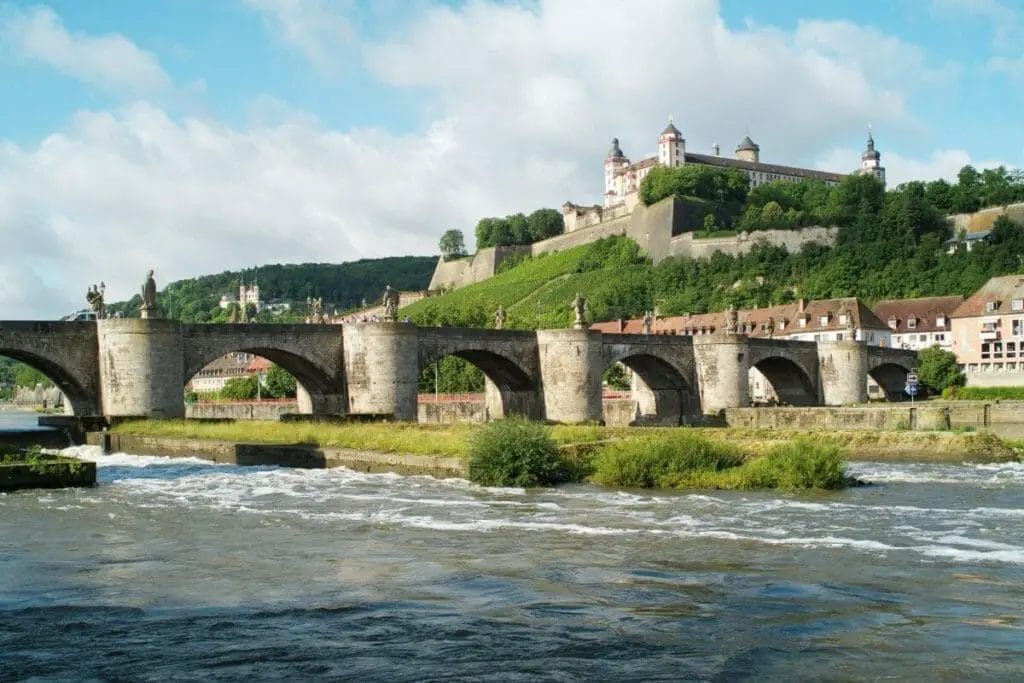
427,244,530,291
948,202,1024,234
668,226,838,260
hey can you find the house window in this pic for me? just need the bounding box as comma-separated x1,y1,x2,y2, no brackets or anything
836,333,844,341
819,315,830,326
986,301,1001,312
982,342,991,359
937,315,946,327
869,332,875,342
839,314,849,326
935,334,945,342
1013,299,1023,311
1008,342,1017,358
888,317,897,330
919,334,927,342
907,318,917,329
798,318,806,328
994,342,1004,357
1014,320,1023,337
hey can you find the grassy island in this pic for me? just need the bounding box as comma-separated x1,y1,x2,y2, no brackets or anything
0,446,96,492
109,418,1020,490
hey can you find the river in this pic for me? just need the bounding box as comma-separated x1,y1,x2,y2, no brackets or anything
1,425,1023,679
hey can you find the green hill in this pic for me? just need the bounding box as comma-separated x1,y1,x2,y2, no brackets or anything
109,256,438,322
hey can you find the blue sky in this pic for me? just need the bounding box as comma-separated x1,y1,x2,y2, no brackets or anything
0,0,1022,317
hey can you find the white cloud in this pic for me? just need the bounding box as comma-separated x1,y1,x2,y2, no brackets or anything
0,0,969,318
0,4,171,94
242,0,356,74
815,146,1013,186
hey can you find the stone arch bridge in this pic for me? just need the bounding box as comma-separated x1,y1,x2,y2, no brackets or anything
0,319,917,423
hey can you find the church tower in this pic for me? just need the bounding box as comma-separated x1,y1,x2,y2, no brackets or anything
859,129,885,184
658,119,685,168
604,138,629,207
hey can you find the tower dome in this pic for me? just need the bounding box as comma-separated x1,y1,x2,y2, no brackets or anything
607,137,625,159
862,131,880,161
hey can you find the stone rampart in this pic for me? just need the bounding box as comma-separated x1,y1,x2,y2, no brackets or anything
427,196,839,293
948,202,1024,234
725,405,950,431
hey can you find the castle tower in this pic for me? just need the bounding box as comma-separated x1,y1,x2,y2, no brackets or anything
604,138,629,207
859,129,886,184
658,120,685,168
736,135,760,163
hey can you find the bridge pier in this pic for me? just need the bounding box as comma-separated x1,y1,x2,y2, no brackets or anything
693,334,750,414
817,340,868,405
342,323,419,420
536,329,603,423
97,319,185,418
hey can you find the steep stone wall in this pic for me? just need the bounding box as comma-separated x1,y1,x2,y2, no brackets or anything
669,226,837,260
948,202,1024,234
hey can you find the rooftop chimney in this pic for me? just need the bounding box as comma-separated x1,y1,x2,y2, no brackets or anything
797,298,806,313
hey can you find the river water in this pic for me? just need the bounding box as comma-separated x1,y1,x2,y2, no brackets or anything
1,422,1023,679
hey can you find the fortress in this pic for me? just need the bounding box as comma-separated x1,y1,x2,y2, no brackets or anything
430,123,885,292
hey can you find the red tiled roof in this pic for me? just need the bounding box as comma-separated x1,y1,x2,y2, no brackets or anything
872,296,963,333
951,275,1024,318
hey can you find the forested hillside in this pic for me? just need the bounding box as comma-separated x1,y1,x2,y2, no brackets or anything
406,169,1024,329
108,256,437,322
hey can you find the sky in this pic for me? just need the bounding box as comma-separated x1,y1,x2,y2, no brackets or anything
1,0,1022,319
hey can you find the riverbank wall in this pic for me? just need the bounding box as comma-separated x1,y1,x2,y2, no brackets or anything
724,405,951,431
185,402,298,420
87,432,466,478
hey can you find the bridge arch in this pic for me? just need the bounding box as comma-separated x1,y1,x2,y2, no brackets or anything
181,325,346,415
0,322,101,416
602,349,697,425
750,356,818,406
868,361,912,401
0,350,93,416
418,346,538,420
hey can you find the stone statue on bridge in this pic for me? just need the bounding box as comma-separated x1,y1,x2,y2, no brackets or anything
382,285,400,322
642,310,653,335
724,305,739,334
494,305,506,330
140,270,160,319
308,297,325,324
571,293,588,329
86,282,106,319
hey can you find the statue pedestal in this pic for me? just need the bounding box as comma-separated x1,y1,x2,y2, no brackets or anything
139,305,159,320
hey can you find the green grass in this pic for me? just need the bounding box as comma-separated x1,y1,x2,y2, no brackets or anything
114,419,475,457
591,435,848,490
402,236,649,329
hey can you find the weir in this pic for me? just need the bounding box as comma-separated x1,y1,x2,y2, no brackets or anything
0,319,918,423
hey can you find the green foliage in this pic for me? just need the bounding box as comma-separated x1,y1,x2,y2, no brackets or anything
467,417,568,487
439,229,467,260
11,362,52,388
475,208,565,249
591,433,744,487
942,386,1024,401
419,356,485,394
731,439,847,490
219,375,258,400
264,365,297,398
590,434,847,490
110,257,436,322
639,165,749,207
603,363,630,390
917,347,965,394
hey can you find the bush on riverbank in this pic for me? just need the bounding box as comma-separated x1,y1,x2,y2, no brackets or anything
591,434,848,490
942,386,1024,401
468,417,570,487
591,433,744,488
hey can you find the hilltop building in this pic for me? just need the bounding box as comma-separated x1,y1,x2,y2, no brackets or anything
601,122,884,210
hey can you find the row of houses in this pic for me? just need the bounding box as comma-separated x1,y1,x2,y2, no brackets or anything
591,275,1024,388
188,353,272,394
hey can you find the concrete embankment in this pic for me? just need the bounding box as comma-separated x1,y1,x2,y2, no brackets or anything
88,432,467,478
724,406,951,431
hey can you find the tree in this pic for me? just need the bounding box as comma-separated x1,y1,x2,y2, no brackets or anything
526,208,564,241
220,375,258,400
917,346,964,394
702,213,717,232
639,165,749,206
438,230,467,260
264,364,297,398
